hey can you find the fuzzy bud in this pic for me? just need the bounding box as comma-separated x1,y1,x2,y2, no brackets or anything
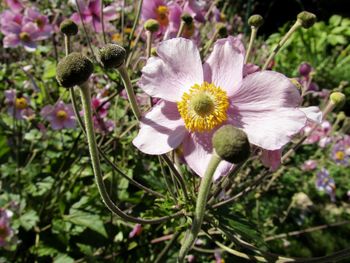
212,125,251,164
297,11,317,29
181,13,193,25
99,43,126,69
151,47,158,56
216,23,227,38
144,19,160,33
60,19,78,36
337,111,346,121
248,14,264,28
56,52,93,88
299,62,312,77
329,91,346,107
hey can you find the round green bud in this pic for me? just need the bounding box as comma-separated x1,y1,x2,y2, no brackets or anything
151,47,158,57
212,125,251,164
60,19,78,36
216,23,227,38
144,19,160,33
248,14,264,28
56,52,93,88
330,91,346,106
99,43,126,69
181,13,193,25
297,11,317,29
337,111,346,121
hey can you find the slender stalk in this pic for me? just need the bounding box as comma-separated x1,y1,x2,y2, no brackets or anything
64,35,70,56
117,65,141,120
202,30,218,57
154,232,181,263
178,154,222,262
244,26,257,64
176,21,186,38
262,20,301,70
100,0,107,44
146,30,153,58
79,82,180,224
126,27,144,68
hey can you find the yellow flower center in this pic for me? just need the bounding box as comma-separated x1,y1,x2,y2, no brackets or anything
56,110,68,120
156,5,169,26
19,32,30,42
335,151,345,160
177,82,229,132
15,97,28,109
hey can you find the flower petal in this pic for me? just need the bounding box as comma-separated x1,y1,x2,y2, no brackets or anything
182,132,233,180
139,38,203,102
133,100,187,154
261,149,282,171
229,71,306,150
299,106,322,124
203,36,245,96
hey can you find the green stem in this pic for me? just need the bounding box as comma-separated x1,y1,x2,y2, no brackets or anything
79,82,179,224
129,0,143,42
262,20,301,70
178,154,222,262
154,232,181,263
146,30,152,58
202,30,218,57
117,65,141,120
100,0,107,44
64,35,70,56
244,26,257,64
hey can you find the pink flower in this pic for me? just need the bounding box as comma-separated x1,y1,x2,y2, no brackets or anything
0,209,13,247
303,120,332,147
4,0,23,13
128,224,142,238
133,37,307,179
301,160,318,171
71,0,118,32
5,89,34,120
41,101,76,130
23,7,53,39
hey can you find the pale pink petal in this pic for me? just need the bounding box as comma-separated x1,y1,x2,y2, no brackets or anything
133,101,187,154
3,34,20,48
203,36,245,96
141,0,165,20
182,132,233,180
103,5,118,21
299,106,322,124
261,149,282,171
139,38,203,102
229,71,306,150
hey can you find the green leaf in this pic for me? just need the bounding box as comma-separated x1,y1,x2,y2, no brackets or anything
0,135,10,158
65,209,108,238
329,15,342,26
53,254,74,263
19,210,39,231
43,60,56,80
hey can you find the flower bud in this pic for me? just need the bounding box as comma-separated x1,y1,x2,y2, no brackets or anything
290,78,303,93
337,111,346,121
216,23,227,38
99,43,126,69
248,14,264,28
181,13,193,25
151,47,158,57
329,91,345,107
297,11,317,29
60,19,78,36
56,52,93,88
299,62,312,77
212,125,251,163
144,19,160,33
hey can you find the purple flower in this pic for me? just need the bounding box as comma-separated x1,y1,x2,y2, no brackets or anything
92,115,115,134
331,135,350,166
71,0,118,32
5,89,34,120
128,224,142,238
23,7,53,39
303,120,332,147
4,0,23,13
0,209,13,247
316,168,336,202
41,101,76,130
91,94,110,118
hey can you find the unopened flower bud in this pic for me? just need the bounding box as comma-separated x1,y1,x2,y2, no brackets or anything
297,11,317,29
329,91,345,107
337,111,346,121
99,43,126,69
212,125,251,163
151,47,157,56
60,19,78,36
144,19,160,33
56,52,93,88
299,62,312,77
248,14,264,28
216,23,227,38
290,78,303,92
181,13,193,25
